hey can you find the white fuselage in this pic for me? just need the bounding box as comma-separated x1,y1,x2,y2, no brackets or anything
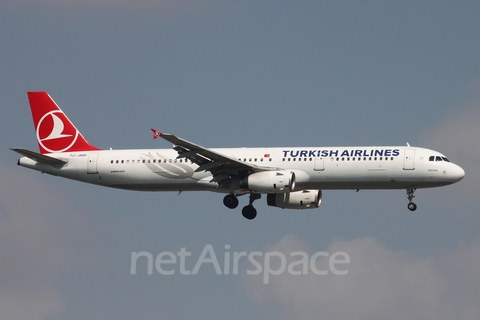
18,146,465,193
16,91,466,218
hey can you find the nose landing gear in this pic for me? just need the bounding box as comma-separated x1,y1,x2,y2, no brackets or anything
406,188,417,211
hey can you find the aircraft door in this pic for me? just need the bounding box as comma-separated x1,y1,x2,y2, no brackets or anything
87,152,99,174
314,156,325,171
403,149,415,170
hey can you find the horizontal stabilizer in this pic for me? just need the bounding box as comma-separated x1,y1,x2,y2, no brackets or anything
11,148,67,164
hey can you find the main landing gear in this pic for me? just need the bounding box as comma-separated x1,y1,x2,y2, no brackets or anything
406,188,417,211
223,193,261,220
242,193,261,220
223,194,239,209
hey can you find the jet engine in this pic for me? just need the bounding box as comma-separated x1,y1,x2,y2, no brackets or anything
267,190,322,209
241,171,295,193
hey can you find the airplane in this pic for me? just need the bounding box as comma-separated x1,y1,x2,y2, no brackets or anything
12,92,465,220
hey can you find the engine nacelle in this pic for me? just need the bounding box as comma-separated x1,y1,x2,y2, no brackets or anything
267,190,322,209
241,171,295,193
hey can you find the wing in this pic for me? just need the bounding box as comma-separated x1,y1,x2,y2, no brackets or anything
151,129,278,185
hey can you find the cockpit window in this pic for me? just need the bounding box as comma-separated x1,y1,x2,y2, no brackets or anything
429,155,451,162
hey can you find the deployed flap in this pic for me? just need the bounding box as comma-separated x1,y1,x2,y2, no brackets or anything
11,148,67,164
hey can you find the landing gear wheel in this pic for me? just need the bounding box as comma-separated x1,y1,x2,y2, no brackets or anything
406,188,417,211
407,202,417,211
242,205,257,220
223,194,239,209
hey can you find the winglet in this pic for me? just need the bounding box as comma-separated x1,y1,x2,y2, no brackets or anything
151,128,162,139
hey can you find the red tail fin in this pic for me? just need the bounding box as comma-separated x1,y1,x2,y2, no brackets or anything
27,92,101,154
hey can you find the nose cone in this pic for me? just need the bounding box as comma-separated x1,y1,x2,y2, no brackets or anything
451,164,465,182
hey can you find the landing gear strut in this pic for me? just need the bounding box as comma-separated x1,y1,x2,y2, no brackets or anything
242,193,261,220
406,188,417,211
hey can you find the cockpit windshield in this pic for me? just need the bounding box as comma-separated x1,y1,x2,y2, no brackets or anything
429,155,450,162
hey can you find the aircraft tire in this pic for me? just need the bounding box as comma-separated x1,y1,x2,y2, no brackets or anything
242,205,257,220
407,202,417,211
223,194,239,209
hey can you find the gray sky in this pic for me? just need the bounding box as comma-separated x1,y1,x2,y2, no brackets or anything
1,1,480,319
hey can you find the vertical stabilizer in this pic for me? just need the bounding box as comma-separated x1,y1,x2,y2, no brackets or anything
27,92,100,154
